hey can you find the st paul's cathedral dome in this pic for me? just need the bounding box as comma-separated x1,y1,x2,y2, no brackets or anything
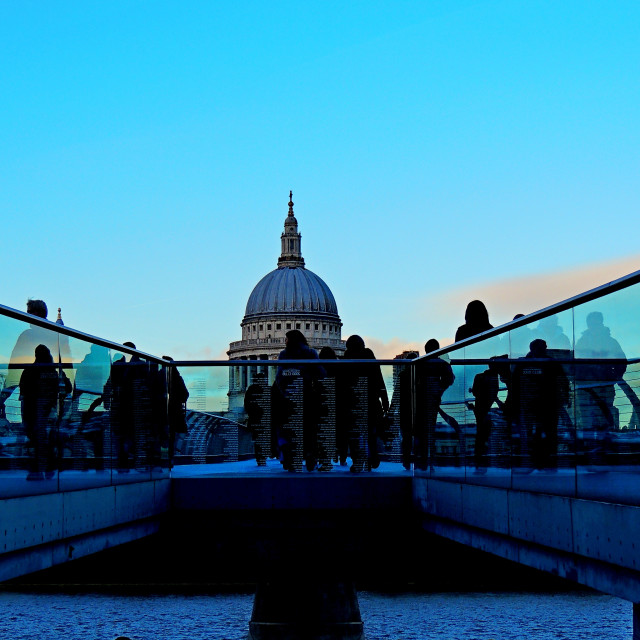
228,192,345,365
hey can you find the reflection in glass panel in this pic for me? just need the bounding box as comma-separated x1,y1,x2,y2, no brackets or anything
172,361,411,475
509,310,576,496
175,365,249,466
58,337,113,490
574,286,640,502
0,314,68,496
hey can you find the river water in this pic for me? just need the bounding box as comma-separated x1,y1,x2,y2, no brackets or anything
0,589,631,640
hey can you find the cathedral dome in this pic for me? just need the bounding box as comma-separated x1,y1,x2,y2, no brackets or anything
228,191,344,365
244,266,339,321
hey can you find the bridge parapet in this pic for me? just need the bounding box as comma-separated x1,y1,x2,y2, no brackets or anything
0,479,169,582
415,476,640,603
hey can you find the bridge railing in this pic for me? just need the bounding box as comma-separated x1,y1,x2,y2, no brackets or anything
3,268,640,500
0,304,171,499
412,270,640,505
0,302,417,497
166,358,413,473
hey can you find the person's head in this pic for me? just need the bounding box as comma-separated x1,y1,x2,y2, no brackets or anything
406,351,419,360
319,346,337,359
529,339,547,357
513,313,525,321
464,300,490,326
586,311,604,329
26,299,47,319
285,329,307,348
162,355,174,362
345,335,365,352
123,341,136,350
34,343,53,363
424,339,440,354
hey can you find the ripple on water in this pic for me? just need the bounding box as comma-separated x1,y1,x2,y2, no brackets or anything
0,590,633,640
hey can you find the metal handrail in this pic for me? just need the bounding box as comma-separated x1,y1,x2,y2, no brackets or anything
418,268,640,360
0,302,166,365
2,266,638,369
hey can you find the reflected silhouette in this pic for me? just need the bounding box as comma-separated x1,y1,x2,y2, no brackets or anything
532,315,571,351
509,314,535,358
455,300,493,342
72,344,112,470
575,312,627,465
5,300,70,395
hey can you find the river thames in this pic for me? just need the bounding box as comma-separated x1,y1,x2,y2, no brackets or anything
0,588,630,640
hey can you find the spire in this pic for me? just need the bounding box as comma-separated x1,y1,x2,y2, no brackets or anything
278,190,305,268
56,307,64,326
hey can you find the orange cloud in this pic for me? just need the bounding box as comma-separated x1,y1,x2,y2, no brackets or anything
362,336,423,359
426,255,640,328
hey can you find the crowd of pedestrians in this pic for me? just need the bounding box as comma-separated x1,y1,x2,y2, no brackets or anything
2,296,631,476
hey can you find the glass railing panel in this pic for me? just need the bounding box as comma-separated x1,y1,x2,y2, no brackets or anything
104,353,160,485
173,364,249,468
0,314,69,497
463,336,511,487
57,337,113,491
413,347,466,479
574,285,640,503
510,309,576,496
171,361,410,475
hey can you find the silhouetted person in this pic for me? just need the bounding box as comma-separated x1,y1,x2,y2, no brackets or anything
245,372,269,466
342,335,389,472
317,346,340,470
414,339,455,470
163,356,190,461
19,344,71,480
469,355,507,470
319,347,349,466
455,300,493,342
103,342,153,471
398,351,418,470
511,339,570,470
575,312,626,465
273,330,321,471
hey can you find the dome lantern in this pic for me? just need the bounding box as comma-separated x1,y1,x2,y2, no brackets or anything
278,190,305,268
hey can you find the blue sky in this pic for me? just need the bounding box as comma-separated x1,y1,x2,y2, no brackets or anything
1,1,638,359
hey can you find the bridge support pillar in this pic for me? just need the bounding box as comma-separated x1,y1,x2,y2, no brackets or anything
248,580,364,640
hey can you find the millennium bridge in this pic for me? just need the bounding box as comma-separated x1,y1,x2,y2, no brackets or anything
2,270,640,639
